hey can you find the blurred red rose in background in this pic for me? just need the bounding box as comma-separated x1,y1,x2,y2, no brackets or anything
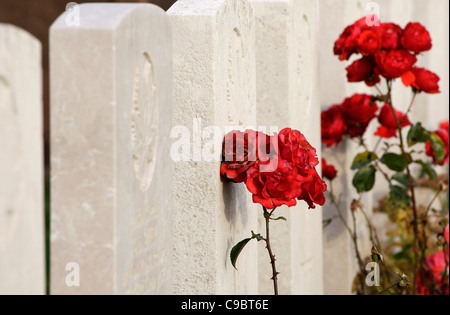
401,22,432,54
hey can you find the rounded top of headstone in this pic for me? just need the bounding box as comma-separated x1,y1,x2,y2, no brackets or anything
168,0,227,16
51,3,166,30
0,23,41,50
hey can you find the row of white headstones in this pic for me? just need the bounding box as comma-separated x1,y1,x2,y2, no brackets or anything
0,0,448,295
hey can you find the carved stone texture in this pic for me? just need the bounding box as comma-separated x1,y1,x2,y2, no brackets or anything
0,24,44,295
168,0,258,294
249,0,323,294
50,4,172,294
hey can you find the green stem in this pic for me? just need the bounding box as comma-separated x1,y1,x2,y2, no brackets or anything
378,280,402,295
358,136,392,185
425,188,442,217
385,81,420,294
357,197,381,249
405,91,418,116
328,184,365,274
263,206,279,295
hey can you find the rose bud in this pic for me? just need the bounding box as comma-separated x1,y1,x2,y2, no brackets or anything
321,158,338,181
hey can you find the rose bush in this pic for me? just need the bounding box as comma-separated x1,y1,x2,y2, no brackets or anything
324,16,448,295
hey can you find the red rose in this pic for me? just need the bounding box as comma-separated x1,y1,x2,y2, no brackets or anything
375,49,417,79
374,126,397,138
426,122,449,165
446,225,449,246
334,17,368,61
321,105,347,147
374,103,410,138
356,29,382,55
334,24,361,61
340,94,379,138
401,22,432,54
379,22,402,50
378,103,410,129
278,128,319,171
221,130,257,183
346,56,380,86
254,131,280,173
417,226,449,295
221,130,276,182
244,158,304,209
297,168,327,209
402,67,440,94
321,158,337,181
417,249,449,295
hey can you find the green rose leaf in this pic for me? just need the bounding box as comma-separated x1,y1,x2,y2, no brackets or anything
389,185,411,205
380,153,409,172
230,238,253,270
429,132,446,164
415,160,437,180
407,123,430,147
352,165,376,193
272,216,287,221
391,172,410,187
351,151,378,170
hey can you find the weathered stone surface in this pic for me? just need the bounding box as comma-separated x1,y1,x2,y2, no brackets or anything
50,3,172,294
168,0,258,294
0,24,45,295
250,0,323,295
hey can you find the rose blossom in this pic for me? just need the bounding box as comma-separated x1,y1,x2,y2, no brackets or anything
277,128,327,208
334,17,367,61
297,168,327,209
374,104,410,138
379,22,403,50
356,29,382,56
346,56,380,86
401,22,432,54
417,250,449,295
321,158,338,181
278,128,319,170
340,94,379,138
402,67,440,94
221,128,326,210
244,158,304,209
378,103,410,126
417,226,449,295
321,105,347,147
440,120,449,131
221,130,276,183
220,130,257,183
375,49,417,79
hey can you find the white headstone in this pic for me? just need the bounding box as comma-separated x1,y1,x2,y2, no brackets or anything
319,0,372,295
249,0,324,295
50,3,172,294
0,24,45,295
168,0,258,294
